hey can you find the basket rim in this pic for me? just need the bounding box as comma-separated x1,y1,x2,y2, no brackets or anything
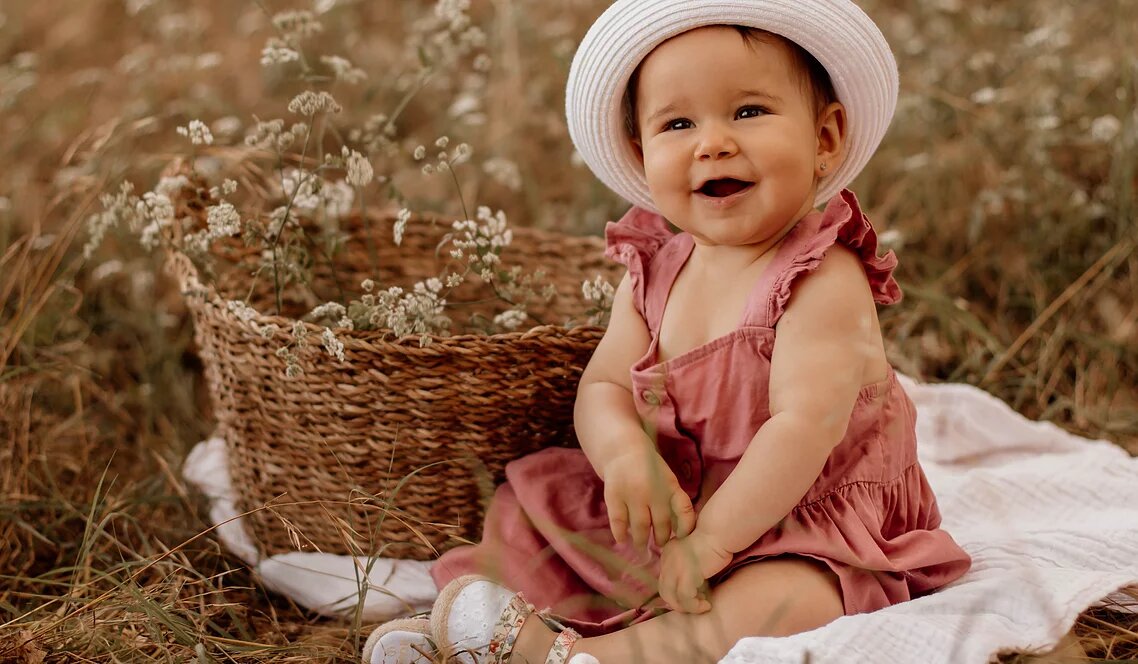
162,234,611,348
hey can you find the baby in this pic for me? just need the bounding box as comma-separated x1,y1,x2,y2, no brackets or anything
364,1,971,663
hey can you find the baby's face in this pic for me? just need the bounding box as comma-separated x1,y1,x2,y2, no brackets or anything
632,26,828,247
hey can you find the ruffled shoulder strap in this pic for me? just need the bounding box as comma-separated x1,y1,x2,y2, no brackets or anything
604,207,680,322
748,189,902,328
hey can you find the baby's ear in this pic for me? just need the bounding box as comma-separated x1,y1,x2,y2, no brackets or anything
816,101,848,176
629,137,644,166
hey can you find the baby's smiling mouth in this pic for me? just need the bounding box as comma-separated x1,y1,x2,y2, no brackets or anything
696,178,755,198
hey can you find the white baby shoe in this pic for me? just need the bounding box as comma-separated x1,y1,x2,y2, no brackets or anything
430,575,583,664
361,617,435,664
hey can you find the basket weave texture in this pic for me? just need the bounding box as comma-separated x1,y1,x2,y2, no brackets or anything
168,184,622,560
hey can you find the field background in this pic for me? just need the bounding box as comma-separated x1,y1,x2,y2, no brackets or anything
1,0,1135,661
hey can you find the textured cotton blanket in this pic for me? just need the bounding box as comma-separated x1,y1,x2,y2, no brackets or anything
183,375,1138,663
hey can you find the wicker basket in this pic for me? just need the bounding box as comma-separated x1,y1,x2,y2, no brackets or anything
168,178,622,560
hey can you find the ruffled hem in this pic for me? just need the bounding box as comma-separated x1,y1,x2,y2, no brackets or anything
604,207,674,316
767,189,902,324
720,462,971,614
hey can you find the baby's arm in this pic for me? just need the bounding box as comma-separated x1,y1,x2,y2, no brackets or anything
574,274,652,474
575,274,696,548
694,246,881,554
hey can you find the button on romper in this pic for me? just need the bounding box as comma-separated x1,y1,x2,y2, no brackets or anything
431,190,972,636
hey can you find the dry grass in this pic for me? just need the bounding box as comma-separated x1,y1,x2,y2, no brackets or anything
1,0,1135,661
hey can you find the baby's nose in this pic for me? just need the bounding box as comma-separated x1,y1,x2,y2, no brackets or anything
696,129,738,160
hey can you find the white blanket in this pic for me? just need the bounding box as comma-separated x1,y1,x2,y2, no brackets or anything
183,375,1138,663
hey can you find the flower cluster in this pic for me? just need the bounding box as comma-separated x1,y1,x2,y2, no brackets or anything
448,206,513,281
176,119,213,146
581,276,616,327
414,135,472,176
407,0,486,70
81,0,598,378
261,10,324,67
280,168,354,221
346,280,451,347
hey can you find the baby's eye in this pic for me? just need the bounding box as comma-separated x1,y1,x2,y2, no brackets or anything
737,106,768,119
663,118,693,132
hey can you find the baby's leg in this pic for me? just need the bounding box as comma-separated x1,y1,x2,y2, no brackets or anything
514,556,844,664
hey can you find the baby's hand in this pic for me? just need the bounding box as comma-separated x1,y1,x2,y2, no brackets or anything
657,531,732,614
602,447,696,551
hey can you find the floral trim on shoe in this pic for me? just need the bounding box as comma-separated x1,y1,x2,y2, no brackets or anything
543,627,581,664
488,593,535,661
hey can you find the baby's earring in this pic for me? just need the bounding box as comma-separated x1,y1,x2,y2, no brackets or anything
819,162,828,172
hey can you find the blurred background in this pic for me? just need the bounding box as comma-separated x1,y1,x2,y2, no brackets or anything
0,0,1135,660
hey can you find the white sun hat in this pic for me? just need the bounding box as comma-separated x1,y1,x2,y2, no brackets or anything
565,0,898,213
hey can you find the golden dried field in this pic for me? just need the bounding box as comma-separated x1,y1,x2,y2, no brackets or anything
1,0,1135,661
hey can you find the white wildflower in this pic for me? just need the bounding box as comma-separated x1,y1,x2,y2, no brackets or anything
136,191,175,250
308,301,347,321
321,179,355,219
878,229,905,248
226,300,259,322
434,0,470,26
244,118,286,149
482,157,522,191
971,87,998,105
337,317,354,330
321,55,366,84
206,201,242,239
154,175,191,198
208,178,239,199
273,10,323,38
394,207,411,246
435,136,450,148
212,116,242,139
448,92,482,122
581,276,615,306
91,259,123,281
452,143,472,164
83,181,141,259
281,169,322,210
260,323,280,339
413,145,426,160
342,147,374,187
291,321,310,349
1090,115,1121,143
177,119,214,145
361,278,375,292
268,206,294,236
493,309,526,331
181,231,210,256
288,90,342,116
321,327,346,361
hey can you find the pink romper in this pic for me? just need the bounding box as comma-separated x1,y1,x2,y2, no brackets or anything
431,190,971,636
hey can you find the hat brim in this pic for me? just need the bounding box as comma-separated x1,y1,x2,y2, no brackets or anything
565,0,898,213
